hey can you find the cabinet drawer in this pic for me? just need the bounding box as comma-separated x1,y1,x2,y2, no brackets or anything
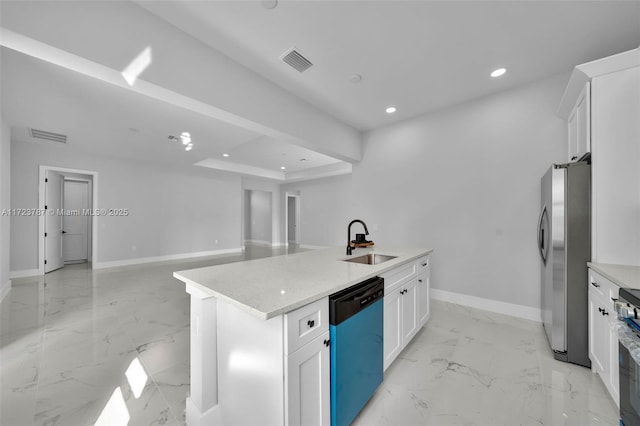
285,298,329,355
381,262,416,291
589,270,619,309
416,255,430,274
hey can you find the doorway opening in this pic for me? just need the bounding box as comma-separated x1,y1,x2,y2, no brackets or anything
243,189,273,247
38,166,98,275
285,193,300,247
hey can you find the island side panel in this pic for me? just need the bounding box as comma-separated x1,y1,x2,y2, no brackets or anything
185,284,220,424
217,299,285,425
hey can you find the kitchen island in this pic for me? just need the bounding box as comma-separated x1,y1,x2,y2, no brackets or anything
174,245,433,426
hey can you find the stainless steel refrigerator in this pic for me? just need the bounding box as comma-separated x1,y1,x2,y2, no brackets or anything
538,160,591,367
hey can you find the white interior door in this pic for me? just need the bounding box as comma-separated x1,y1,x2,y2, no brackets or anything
63,180,89,263
45,171,64,273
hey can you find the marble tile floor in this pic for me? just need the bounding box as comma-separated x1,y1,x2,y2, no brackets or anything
354,303,618,426
1,246,618,426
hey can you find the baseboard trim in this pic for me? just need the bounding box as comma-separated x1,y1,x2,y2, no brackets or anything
186,397,222,426
9,269,40,279
0,280,11,302
431,288,542,322
93,248,243,270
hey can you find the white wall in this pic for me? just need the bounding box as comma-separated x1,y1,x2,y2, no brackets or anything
0,116,11,300
281,174,354,248
10,139,242,272
287,74,567,310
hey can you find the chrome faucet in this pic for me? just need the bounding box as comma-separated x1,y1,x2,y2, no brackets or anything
347,219,369,255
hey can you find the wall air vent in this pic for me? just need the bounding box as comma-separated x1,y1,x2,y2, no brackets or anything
29,128,67,144
281,47,313,73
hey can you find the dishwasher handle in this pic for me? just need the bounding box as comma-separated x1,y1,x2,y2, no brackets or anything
329,276,384,325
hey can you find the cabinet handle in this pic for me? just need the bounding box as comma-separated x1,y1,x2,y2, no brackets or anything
422,262,428,267
571,155,578,160
591,282,600,288
307,320,315,328
323,339,330,347
418,279,423,283
598,307,604,313
603,311,609,316
611,298,618,302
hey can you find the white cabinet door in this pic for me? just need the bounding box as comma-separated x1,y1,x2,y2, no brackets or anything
401,278,418,345
567,82,591,162
588,270,620,408
285,331,330,426
568,105,579,162
417,271,430,327
588,291,608,375
383,286,403,371
576,82,591,159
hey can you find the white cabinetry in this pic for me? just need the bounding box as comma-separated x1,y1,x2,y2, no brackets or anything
285,331,330,425
383,283,403,368
588,269,620,407
558,48,640,265
382,256,430,371
284,298,330,425
566,81,590,162
417,256,431,327
400,279,418,344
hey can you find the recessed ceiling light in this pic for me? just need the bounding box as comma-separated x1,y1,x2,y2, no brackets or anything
385,106,397,114
223,153,229,157
349,74,362,84
300,158,307,162
261,0,278,9
281,166,286,170
490,68,507,78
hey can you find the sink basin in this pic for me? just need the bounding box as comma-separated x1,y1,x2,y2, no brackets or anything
343,253,397,265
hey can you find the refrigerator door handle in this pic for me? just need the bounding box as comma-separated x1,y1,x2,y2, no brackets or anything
538,206,549,265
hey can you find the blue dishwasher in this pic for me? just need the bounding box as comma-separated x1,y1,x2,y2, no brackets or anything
329,276,384,426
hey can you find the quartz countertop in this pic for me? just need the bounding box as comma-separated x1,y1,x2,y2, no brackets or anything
588,263,640,290
174,246,432,320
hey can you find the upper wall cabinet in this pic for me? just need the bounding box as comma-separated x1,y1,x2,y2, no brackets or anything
566,81,590,162
558,48,640,265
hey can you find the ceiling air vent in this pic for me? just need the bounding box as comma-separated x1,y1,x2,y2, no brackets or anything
281,47,313,73
29,128,67,144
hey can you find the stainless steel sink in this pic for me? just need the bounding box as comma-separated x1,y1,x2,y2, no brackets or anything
342,254,397,265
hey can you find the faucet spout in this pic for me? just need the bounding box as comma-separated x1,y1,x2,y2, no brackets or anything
347,219,369,255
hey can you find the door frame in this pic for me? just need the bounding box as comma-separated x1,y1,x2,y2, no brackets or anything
38,165,98,275
284,193,301,247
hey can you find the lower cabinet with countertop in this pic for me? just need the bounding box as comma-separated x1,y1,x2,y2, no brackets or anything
588,268,620,407
174,246,433,426
284,298,331,425
587,263,640,409
382,254,431,371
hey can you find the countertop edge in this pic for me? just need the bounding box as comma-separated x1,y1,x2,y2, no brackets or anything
588,262,640,290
